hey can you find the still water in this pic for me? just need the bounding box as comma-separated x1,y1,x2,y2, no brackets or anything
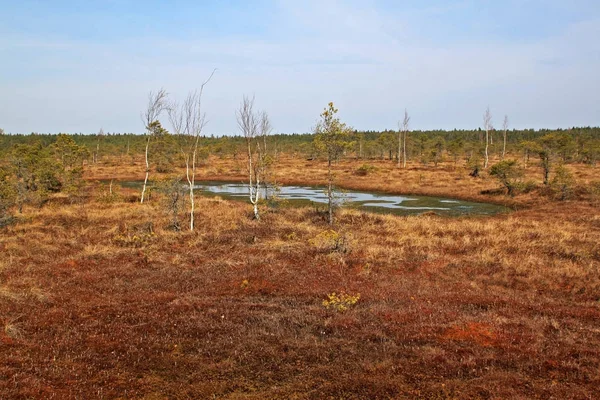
193,181,509,217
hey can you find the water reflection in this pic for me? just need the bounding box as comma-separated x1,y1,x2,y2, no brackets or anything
193,182,508,216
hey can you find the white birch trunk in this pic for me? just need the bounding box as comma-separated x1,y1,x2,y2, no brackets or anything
140,135,151,203
328,158,333,225
397,131,401,167
185,155,194,231
403,130,407,169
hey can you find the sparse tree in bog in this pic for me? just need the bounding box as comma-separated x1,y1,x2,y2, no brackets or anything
0,164,17,224
399,109,410,168
168,69,216,231
554,132,577,163
537,134,559,185
483,107,492,169
51,134,89,200
11,143,61,212
520,140,537,166
490,159,522,196
524,136,555,186
258,111,274,201
377,132,395,160
429,136,445,167
93,128,105,164
313,102,354,225
416,133,428,160
447,138,464,165
550,164,575,201
148,121,177,173
502,115,509,160
580,138,600,165
356,132,365,159
52,134,88,171
140,89,168,204
236,95,271,220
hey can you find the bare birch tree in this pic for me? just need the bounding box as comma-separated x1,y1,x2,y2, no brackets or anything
238,96,259,219
483,107,492,169
93,128,104,164
167,70,216,231
502,115,509,160
398,109,410,168
140,89,168,203
236,95,271,220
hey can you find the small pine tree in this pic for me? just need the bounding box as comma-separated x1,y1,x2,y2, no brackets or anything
313,103,354,225
490,159,522,196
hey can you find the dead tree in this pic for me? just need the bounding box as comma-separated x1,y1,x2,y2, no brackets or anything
398,109,410,168
167,69,216,231
483,107,492,169
94,128,105,164
502,115,509,160
140,89,168,204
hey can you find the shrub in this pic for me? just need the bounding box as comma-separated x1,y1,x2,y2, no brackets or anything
113,222,155,248
309,229,353,253
514,180,538,194
11,143,62,211
322,292,360,312
355,163,376,176
550,165,575,201
0,165,16,219
97,181,123,204
113,231,155,248
284,231,297,241
154,176,185,231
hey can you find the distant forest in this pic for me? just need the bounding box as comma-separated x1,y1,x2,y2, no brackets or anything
1,126,599,165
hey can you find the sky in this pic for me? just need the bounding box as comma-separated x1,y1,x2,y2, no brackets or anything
1,0,599,135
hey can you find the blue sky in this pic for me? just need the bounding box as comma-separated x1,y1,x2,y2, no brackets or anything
1,0,599,134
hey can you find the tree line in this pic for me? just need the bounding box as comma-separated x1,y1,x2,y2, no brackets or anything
2,126,599,167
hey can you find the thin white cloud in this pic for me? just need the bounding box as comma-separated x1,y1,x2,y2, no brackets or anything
0,1,598,133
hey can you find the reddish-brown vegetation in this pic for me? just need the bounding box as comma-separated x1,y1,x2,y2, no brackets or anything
1,156,599,399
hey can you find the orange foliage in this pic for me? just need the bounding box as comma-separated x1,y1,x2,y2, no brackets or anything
442,322,498,347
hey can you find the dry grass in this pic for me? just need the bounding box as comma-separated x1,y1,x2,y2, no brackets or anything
1,156,599,398
85,153,600,207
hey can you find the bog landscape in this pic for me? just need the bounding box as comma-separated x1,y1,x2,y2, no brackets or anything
1,98,600,399
2,2,600,399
